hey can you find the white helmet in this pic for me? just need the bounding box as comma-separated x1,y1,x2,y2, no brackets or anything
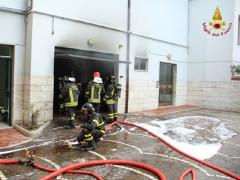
68,77,76,82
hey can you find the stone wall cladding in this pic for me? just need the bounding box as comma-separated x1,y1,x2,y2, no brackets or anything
187,81,240,112
128,79,158,112
13,75,25,125
175,81,188,106
23,75,54,125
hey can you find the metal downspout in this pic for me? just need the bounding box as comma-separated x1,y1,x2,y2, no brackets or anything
125,0,131,113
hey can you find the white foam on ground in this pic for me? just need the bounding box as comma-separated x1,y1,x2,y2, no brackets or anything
134,116,237,160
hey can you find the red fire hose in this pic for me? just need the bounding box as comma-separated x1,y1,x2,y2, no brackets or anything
33,163,103,180
0,159,103,180
106,121,240,180
38,159,166,180
1,120,239,180
0,159,19,164
179,168,196,180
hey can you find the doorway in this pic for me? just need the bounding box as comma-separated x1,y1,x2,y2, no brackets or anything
0,45,12,126
159,62,176,107
53,47,119,116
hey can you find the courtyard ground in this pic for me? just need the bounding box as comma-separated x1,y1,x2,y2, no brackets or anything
0,106,239,180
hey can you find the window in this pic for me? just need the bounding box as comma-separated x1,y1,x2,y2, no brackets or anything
134,57,148,71
238,15,240,45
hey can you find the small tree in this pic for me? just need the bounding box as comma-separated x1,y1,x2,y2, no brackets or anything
230,65,240,76
23,104,41,129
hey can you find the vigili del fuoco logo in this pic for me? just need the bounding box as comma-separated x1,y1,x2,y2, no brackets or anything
202,6,232,37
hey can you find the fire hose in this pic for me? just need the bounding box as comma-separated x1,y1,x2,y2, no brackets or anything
0,159,103,180
106,121,240,180
38,160,166,180
0,120,239,180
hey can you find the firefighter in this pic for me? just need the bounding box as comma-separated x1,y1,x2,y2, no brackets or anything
103,75,121,123
75,102,105,151
59,76,80,129
85,71,105,113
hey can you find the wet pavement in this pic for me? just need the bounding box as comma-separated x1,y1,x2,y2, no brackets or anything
0,108,240,180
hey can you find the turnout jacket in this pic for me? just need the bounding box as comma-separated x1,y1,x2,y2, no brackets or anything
103,82,118,105
59,82,80,107
85,78,105,103
81,112,105,133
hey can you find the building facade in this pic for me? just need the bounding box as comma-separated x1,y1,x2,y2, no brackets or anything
0,0,239,127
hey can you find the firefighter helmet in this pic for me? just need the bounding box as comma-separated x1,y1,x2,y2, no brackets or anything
94,71,100,78
81,102,95,114
107,75,115,83
68,77,76,82
63,75,69,84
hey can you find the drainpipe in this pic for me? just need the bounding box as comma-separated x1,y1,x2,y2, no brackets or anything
125,0,131,113
26,0,33,13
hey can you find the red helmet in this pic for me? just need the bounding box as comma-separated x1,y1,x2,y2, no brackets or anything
94,71,100,78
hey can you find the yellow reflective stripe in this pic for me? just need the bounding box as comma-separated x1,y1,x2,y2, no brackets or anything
65,102,78,107
70,117,75,120
92,119,105,127
111,88,115,96
99,121,104,126
85,136,93,141
84,134,92,137
69,88,74,104
71,86,78,91
82,107,87,111
100,129,105,134
93,119,99,126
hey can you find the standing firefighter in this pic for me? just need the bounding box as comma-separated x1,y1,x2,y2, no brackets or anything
76,102,105,151
103,75,121,123
59,76,80,129
85,71,105,113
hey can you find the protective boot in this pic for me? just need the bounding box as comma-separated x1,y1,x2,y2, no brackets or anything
107,118,114,124
83,140,96,152
114,117,117,122
94,138,101,144
64,120,75,129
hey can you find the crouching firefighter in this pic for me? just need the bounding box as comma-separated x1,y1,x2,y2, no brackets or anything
59,76,80,129
75,102,105,151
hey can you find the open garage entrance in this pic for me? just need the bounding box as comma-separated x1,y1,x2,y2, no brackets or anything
53,47,120,117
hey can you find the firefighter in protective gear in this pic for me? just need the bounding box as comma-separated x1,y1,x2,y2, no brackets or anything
85,72,105,113
59,76,80,129
75,102,105,151
103,75,120,123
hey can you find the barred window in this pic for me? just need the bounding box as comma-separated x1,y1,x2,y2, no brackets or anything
134,57,148,71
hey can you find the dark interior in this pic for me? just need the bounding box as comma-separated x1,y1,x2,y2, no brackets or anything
53,48,117,117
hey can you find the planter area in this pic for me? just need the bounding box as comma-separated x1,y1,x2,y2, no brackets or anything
14,121,50,137
231,76,240,81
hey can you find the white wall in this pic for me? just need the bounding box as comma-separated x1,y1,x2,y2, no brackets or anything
0,0,27,10
129,0,189,82
33,0,127,31
0,11,26,75
131,0,188,46
26,0,189,80
232,0,240,64
25,0,129,76
0,12,25,46
188,0,235,81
